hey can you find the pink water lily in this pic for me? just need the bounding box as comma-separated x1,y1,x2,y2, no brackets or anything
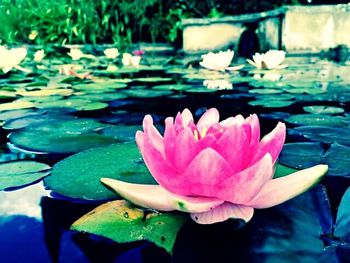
102,108,328,224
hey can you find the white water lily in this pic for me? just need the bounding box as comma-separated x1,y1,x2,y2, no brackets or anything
68,48,95,60
34,50,45,62
122,53,141,67
104,48,119,59
0,46,27,73
248,50,287,69
203,79,233,90
200,50,234,71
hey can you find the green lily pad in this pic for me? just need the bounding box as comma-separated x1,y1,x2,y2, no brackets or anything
72,93,127,102
44,142,156,200
273,163,298,178
71,200,187,253
8,119,114,154
279,142,325,170
124,89,173,98
0,161,51,190
284,88,327,95
289,126,350,146
0,100,35,111
35,98,103,110
0,109,45,122
248,89,283,94
248,99,294,108
153,84,193,91
73,82,127,91
3,114,75,130
285,114,345,127
135,77,173,83
99,125,141,142
323,143,350,177
303,105,344,115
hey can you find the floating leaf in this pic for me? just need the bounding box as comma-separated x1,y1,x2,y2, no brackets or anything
8,119,113,154
334,187,350,238
323,143,350,177
285,114,345,127
279,142,325,170
248,99,294,108
135,77,172,83
289,126,350,146
303,105,344,115
71,200,187,253
44,143,156,200
0,161,50,190
0,100,35,111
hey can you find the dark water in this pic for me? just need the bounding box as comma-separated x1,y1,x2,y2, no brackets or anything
0,50,350,262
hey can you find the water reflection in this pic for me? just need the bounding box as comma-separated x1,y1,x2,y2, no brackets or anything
0,182,49,219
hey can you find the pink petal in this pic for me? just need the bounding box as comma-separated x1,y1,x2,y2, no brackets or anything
197,133,217,149
101,178,223,213
252,122,286,164
212,123,249,172
178,148,234,197
191,203,254,224
181,108,193,127
163,117,176,164
247,164,328,208
138,129,180,192
217,154,274,204
142,115,164,156
197,108,220,133
242,114,261,166
174,112,185,134
174,127,200,173
220,115,244,127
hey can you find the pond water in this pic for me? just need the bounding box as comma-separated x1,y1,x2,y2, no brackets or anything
0,47,350,263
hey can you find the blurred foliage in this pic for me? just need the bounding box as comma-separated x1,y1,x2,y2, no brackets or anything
0,0,347,45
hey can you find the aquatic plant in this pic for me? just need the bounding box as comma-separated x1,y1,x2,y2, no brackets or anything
0,46,27,73
247,50,287,69
104,48,119,59
122,53,142,67
102,108,328,224
33,49,45,62
68,48,95,60
200,50,234,71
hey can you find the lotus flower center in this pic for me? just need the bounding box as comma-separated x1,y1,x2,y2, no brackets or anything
194,127,208,141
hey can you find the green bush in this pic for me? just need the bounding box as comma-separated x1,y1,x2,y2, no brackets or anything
0,0,344,45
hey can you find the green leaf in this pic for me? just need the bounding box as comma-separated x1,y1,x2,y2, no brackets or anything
0,161,51,190
71,200,187,253
44,142,156,200
274,163,298,178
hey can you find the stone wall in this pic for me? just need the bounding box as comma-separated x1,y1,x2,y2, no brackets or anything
182,5,350,54
283,5,350,52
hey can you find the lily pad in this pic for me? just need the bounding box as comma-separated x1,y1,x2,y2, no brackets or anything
44,142,156,200
123,89,173,98
153,84,193,91
0,100,35,111
3,114,74,130
71,200,187,253
279,142,325,170
248,89,283,94
8,119,114,154
285,114,345,127
323,143,350,177
0,161,51,190
334,187,350,238
289,126,350,146
303,105,344,115
135,77,172,83
248,99,294,108
73,82,127,91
